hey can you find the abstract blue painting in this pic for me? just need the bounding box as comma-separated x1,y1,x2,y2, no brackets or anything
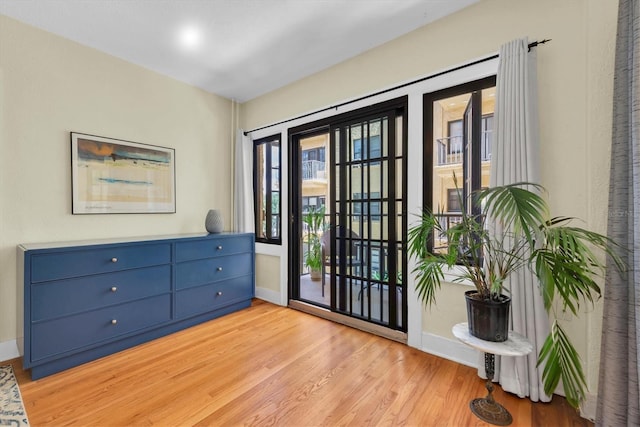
71,132,176,214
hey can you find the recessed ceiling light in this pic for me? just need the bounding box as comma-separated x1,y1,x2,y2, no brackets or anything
179,25,201,50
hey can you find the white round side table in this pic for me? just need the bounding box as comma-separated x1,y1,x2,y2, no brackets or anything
452,322,533,426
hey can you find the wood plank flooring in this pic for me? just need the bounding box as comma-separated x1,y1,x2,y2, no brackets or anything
8,300,591,426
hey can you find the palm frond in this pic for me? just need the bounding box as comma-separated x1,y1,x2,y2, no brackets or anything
538,321,587,408
479,183,548,245
408,210,453,306
546,220,626,272
407,210,442,260
532,223,615,315
411,254,447,307
531,249,556,311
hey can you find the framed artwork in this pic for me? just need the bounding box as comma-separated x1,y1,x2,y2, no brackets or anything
71,132,176,214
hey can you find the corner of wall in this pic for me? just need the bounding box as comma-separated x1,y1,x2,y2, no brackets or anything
255,287,284,306
0,339,19,363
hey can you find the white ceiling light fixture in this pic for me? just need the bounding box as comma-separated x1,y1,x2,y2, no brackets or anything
179,25,202,50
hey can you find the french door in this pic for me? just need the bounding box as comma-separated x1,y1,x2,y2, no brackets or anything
290,98,407,333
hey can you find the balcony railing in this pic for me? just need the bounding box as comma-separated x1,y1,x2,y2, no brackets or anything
436,131,492,166
302,160,326,181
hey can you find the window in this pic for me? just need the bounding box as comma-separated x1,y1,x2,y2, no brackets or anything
302,147,325,162
352,192,381,221
254,134,281,244
302,196,325,213
447,188,462,212
447,120,463,154
481,114,494,161
424,76,496,255
353,134,382,160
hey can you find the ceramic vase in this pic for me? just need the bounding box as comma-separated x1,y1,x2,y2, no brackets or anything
205,209,224,233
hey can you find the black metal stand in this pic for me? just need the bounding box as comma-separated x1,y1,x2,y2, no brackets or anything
469,353,513,426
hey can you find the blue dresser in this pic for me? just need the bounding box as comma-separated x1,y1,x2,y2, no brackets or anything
18,233,254,379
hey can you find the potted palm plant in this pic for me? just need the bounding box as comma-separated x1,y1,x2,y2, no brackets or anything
407,179,624,408
303,206,325,281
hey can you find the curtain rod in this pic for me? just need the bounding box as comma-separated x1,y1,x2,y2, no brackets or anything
244,38,551,136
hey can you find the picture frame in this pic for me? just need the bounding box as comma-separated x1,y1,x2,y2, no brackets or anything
71,132,176,214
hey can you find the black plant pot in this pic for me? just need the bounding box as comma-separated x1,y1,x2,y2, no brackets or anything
464,290,511,342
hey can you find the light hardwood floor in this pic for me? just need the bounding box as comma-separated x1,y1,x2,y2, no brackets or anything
8,300,590,426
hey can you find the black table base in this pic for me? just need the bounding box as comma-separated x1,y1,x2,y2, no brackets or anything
469,353,513,426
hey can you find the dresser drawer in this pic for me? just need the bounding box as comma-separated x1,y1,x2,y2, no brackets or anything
31,265,171,322
176,253,252,290
30,294,171,362
30,243,171,283
175,236,252,262
175,275,253,319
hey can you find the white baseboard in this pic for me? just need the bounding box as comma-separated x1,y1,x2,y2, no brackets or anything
0,340,19,363
255,287,284,306
421,331,478,368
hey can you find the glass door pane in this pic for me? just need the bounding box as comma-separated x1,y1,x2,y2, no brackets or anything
297,132,330,306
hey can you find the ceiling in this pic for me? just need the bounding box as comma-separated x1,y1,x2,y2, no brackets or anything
0,0,479,102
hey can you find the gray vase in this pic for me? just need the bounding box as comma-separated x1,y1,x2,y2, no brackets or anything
205,209,224,233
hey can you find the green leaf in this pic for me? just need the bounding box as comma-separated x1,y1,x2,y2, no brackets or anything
407,210,452,307
411,254,446,307
538,321,587,408
407,209,442,260
532,224,613,315
479,183,548,245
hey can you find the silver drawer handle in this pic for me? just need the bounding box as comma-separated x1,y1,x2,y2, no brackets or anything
111,257,118,263
111,286,118,292
217,245,223,250
217,267,223,271
111,319,118,325
216,291,223,296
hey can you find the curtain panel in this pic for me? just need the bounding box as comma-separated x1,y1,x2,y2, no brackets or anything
234,129,255,233
483,37,551,403
596,0,640,425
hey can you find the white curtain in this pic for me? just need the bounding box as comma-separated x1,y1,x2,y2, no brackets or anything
596,0,640,425
234,129,255,233
482,37,551,402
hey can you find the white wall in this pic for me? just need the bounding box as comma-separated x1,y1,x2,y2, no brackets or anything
0,16,234,358
241,0,619,418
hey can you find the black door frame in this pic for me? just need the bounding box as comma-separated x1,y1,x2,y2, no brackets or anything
288,96,408,332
